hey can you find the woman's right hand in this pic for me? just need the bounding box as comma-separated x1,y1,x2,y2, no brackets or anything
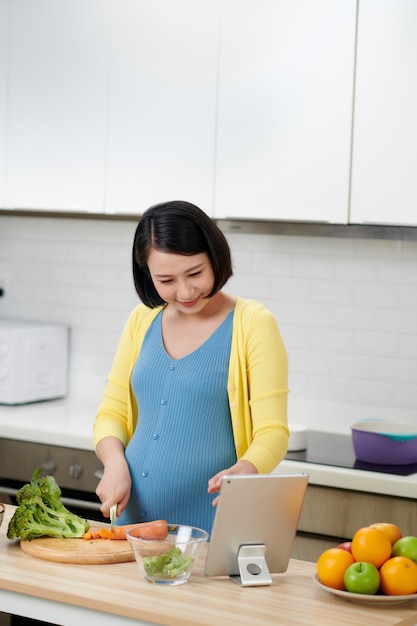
95,437,132,519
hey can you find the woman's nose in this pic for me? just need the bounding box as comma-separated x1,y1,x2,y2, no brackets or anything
176,280,193,299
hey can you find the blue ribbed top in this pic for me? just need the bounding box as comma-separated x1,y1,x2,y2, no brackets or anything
118,309,236,535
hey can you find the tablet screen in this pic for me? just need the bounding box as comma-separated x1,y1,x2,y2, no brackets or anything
204,473,309,584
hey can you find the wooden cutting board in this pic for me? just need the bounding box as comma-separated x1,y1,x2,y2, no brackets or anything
20,536,135,565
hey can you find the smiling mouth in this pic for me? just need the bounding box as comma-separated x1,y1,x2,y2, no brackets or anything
178,297,200,307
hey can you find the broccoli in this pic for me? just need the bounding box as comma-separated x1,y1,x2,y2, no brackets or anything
7,467,90,541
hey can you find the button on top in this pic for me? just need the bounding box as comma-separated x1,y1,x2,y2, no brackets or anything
169,364,175,371
161,399,167,405
152,433,159,440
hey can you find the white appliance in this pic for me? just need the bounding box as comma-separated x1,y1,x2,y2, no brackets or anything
0,319,69,404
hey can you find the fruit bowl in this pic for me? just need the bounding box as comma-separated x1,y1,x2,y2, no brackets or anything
126,524,208,585
314,575,417,606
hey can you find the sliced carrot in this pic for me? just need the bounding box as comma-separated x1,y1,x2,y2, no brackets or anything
82,519,168,541
82,528,103,540
100,525,128,540
99,528,112,539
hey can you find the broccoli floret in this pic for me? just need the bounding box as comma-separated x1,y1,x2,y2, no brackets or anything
38,473,62,504
15,476,41,506
7,467,90,541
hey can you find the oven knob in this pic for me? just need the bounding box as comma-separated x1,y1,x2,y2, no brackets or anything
41,460,57,474
69,463,83,480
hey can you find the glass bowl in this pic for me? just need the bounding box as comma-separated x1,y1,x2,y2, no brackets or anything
0,503,4,528
126,524,208,585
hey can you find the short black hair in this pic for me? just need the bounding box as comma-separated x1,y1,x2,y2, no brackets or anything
132,200,233,307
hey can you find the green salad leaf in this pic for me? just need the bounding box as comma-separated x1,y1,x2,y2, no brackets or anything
143,547,194,578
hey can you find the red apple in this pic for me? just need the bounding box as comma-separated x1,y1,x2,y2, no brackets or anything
336,541,353,554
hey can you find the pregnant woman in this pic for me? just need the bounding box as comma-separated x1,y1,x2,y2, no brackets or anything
93,200,289,535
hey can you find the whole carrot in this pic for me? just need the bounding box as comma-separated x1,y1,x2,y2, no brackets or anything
83,519,168,541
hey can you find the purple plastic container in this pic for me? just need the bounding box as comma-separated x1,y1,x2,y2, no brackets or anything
351,421,417,466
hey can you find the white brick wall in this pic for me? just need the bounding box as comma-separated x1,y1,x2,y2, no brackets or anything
1,215,417,423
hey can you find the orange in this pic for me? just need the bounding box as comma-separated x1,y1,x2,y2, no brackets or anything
369,522,402,545
351,526,392,568
316,548,355,590
380,556,417,595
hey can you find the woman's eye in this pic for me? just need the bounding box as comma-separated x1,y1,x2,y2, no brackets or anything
189,271,201,277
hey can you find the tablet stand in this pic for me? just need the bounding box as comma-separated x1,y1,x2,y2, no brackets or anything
230,545,272,586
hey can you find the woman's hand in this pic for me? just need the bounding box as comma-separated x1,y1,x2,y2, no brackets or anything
95,437,132,518
207,460,258,506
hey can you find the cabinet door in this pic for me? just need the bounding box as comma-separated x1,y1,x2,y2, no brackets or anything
105,0,219,216
214,0,356,223
5,0,110,212
295,485,417,562
350,1,417,226
0,0,9,208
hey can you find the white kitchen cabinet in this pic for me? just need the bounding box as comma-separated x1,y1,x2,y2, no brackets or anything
214,0,357,223
105,0,219,216
5,0,110,212
350,0,417,227
0,0,9,208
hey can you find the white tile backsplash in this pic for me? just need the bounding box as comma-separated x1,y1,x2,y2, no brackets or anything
1,214,417,429
354,330,398,356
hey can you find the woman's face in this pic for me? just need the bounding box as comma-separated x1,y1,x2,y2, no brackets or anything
147,248,216,313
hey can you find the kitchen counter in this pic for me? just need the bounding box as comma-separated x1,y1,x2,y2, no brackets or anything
1,382,416,500
275,459,417,500
1,505,417,626
0,375,103,451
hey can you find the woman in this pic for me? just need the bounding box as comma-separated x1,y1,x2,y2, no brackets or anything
93,200,289,535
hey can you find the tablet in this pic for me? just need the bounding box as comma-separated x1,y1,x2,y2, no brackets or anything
204,473,309,585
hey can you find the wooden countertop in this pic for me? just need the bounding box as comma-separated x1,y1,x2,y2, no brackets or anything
1,505,417,626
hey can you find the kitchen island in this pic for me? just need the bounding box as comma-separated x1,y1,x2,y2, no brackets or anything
1,505,417,626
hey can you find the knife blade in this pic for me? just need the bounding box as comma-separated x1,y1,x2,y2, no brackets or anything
110,504,117,531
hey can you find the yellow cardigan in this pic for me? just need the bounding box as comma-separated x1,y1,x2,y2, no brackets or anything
93,296,289,473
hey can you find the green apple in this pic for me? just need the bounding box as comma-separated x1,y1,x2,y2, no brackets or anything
392,536,417,564
344,562,380,595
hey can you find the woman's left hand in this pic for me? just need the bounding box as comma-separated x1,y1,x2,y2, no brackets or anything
207,460,258,506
